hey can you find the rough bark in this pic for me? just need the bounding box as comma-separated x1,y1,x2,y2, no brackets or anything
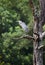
33,21,43,65
39,0,45,26
29,0,44,65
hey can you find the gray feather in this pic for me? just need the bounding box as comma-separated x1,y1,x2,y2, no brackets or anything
18,21,29,32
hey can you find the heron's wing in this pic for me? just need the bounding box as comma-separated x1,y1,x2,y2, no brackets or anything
18,21,29,32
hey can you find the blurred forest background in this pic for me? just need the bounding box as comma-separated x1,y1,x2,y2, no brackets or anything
0,0,45,65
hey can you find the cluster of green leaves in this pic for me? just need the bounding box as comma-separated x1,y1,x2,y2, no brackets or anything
0,0,33,65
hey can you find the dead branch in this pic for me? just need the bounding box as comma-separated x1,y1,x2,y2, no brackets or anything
40,32,45,39
38,45,45,49
12,35,34,40
43,51,45,53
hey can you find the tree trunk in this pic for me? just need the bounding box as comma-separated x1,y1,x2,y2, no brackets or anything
33,1,43,64
33,20,43,65
39,0,45,26
29,0,45,65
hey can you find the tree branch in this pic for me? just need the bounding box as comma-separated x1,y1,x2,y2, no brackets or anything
38,45,45,49
43,51,45,53
40,32,45,39
39,0,45,26
12,35,34,40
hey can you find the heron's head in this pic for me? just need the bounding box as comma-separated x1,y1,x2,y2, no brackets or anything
17,21,22,24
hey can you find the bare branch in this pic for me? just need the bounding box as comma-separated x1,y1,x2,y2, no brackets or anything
40,32,45,39
38,45,45,49
12,35,34,40
43,51,45,53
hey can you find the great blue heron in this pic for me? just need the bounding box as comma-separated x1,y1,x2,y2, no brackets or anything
17,20,29,33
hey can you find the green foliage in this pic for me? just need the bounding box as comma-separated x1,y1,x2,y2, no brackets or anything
0,0,33,65
0,0,45,65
